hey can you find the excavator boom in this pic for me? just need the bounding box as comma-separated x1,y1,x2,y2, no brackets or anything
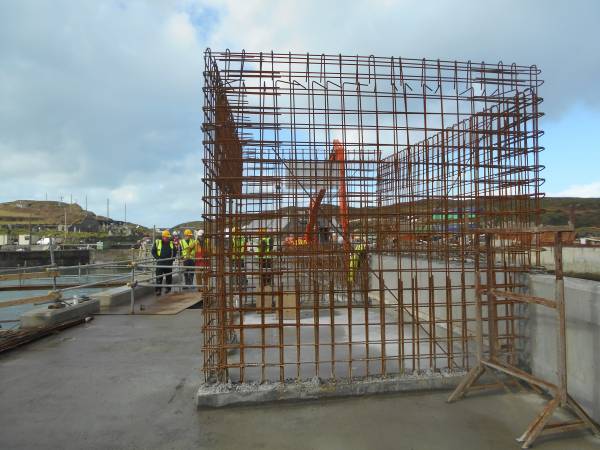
300,139,349,248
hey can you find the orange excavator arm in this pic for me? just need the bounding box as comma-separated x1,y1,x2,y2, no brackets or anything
304,187,327,243
331,139,349,249
302,139,349,248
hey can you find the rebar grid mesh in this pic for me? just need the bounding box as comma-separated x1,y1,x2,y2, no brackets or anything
202,50,543,383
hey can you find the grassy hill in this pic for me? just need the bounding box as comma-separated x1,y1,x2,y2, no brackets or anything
174,197,600,235
0,200,149,239
541,197,600,232
172,220,204,230
0,200,88,226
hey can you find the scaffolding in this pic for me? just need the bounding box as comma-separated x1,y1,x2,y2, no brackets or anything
202,50,543,384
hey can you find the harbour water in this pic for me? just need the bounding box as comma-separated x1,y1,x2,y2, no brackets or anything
0,270,128,329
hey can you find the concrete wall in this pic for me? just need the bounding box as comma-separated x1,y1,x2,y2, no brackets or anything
89,248,137,264
0,249,89,268
369,254,518,342
368,258,600,421
527,273,600,422
539,246,600,277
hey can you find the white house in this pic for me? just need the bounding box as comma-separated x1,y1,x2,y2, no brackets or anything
18,234,39,246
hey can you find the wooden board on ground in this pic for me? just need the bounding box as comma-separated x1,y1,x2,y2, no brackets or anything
98,290,201,315
282,293,296,320
256,286,274,312
137,291,201,315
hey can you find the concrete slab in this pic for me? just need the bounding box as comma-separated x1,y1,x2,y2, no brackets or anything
92,284,154,308
1,311,598,449
97,289,202,315
225,308,467,382
19,298,99,328
196,371,468,408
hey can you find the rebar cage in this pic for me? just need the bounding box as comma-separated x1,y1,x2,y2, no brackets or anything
202,50,543,383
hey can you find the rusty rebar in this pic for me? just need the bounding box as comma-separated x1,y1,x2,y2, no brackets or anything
202,50,542,383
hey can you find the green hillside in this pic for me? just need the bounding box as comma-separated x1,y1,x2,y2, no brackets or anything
0,200,149,239
0,200,87,226
173,197,600,236
541,197,600,232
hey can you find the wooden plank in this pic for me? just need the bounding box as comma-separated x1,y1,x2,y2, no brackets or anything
282,293,296,320
256,286,274,312
0,270,60,282
540,420,586,436
137,291,201,315
481,359,557,392
0,292,60,308
488,289,556,309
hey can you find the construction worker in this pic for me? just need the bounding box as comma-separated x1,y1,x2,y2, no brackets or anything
231,226,247,289
258,227,273,287
172,231,180,259
151,230,177,296
348,235,366,284
194,229,210,292
180,229,196,288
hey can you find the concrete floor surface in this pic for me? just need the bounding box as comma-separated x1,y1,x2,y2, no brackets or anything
0,310,598,450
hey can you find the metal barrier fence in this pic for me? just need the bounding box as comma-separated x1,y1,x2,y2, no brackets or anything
0,256,210,316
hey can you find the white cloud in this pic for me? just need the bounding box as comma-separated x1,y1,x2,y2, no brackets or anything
1,0,599,227
552,182,600,198
109,185,140,204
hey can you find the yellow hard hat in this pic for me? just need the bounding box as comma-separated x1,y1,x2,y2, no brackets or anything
184,229,193,237
161,230,171,238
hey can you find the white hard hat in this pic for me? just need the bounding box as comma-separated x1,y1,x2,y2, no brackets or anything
337,236,344,245
196,229,205,237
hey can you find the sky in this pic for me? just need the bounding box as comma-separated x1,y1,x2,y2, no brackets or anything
1,0,599,227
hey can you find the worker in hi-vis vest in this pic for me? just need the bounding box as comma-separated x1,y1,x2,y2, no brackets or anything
151,229,177,296
194,229,210,292
180,229,196,288
258,227,274,287
348,235,366,284
231,227,247,289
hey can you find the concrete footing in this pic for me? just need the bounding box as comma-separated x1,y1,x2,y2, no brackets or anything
197,371,472,408
20,299,100,328
93,285,154,308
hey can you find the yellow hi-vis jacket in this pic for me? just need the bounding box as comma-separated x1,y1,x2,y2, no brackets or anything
154,239,175,258
232,235,246,260
259,236,273,259
180,238,196,260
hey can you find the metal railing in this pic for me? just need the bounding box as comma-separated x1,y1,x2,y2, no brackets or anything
0,256,210,317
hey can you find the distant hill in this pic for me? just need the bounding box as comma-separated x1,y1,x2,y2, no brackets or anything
172,220,204,230
541,197,600,232
172,197,600,235
0,200,88,226
0,200,148,233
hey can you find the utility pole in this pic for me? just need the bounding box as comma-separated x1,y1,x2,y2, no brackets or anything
49,237,55,266
85,195,88,211
106,198,110,218
64,208,67,244
124,202,127,223
29,213,32,251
